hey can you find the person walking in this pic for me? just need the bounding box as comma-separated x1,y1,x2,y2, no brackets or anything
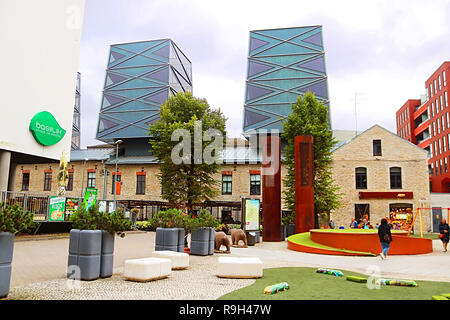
439,218,450,252
378,218,392,259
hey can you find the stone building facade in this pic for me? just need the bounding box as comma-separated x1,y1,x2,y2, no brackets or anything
330,125,431,232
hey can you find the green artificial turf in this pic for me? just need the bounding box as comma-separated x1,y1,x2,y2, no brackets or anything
287,232,376,256
218,267,450,300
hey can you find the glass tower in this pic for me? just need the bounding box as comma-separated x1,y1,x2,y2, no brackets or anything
96,39,192,143
242,26,330,134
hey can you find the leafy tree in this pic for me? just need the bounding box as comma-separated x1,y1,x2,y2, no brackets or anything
281,92,341,222
149,92,227,213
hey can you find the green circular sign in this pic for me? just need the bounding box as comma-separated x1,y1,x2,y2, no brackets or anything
29,111,66,146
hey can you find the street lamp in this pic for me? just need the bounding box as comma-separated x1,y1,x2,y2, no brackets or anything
114,140,123,211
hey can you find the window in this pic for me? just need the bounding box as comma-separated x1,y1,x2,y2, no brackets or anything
436,161,439,176
444,136,447,153
435,140,438,156
444,71,447,86
221,174,232,195
112,174,122,194
87,172,96,188
437,118,440,134
373,139,382,156
439,75,442,90
439,138,442,154
355,167,367,189
433,122,436,136
432,103,435,117
445,92,448,108
250,174,261,195
355,204,370,223
446,158,448,173
136,174,146,195
440,159,443,175
67,172,74,191
390,167,402,189
430,84,433,98
430,163,434,176
441,96,444,110
436,99,439,114
435,79,437,94
21,172,29,191
44,172,52,191
447,113,450,129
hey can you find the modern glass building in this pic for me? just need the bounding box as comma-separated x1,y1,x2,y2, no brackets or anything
96,39,192,143
242,26,330,135
72,72,81,150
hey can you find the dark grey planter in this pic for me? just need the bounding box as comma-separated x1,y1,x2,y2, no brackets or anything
286,224,296,237
155,227,184,252
254,231,261,243
208,228,215,255
280,225,287,241
190,227,211,256
246,231,256,246
67,229,102,281
177,228,185,253
0,232,14,298
100,231,115,278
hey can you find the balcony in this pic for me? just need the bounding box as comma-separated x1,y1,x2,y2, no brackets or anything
413,119,430,136
417,136,431,149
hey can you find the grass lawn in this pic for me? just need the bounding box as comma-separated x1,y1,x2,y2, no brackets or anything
218,267,450,300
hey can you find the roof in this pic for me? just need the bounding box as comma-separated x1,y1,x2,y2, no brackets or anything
331,124,428,154
70,148,114,162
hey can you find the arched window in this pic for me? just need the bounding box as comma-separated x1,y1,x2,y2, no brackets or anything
390,167,402,189
355,167,367,189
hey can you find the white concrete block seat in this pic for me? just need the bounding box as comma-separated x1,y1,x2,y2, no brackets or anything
124,258,171,282
216,257,263,279
152,250,189,270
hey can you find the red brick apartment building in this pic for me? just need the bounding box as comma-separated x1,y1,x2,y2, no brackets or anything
396,62,450,192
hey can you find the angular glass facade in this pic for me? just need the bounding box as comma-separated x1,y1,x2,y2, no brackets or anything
72,72,81,150
242,26,330,134
96,39,192,143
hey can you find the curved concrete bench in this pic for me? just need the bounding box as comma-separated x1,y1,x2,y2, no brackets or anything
124,258,171,282
152,250,189,270
216,257,263,279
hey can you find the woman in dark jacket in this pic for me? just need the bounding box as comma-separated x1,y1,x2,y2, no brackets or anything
378,218,392,259
439,219,450,252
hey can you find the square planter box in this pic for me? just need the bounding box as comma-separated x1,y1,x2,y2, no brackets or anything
155,228,185,252
190,227,214,256
280,225,287,241
67,229,102,281
286,224,296,237
0,232,14,298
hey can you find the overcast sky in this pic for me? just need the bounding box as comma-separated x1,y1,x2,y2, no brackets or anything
78,0,450,148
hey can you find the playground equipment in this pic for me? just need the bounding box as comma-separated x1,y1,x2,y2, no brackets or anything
408,207,450,237
263,282,290,294
316,268,343,277
375,279,418,287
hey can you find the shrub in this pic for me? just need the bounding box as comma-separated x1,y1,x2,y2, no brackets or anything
0,202,34,234
136,220,153,231
282,211,295,225
189,209,220,231
148,209,187,229
70,204,132,237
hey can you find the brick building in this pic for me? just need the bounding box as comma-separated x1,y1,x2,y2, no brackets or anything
330,125,431,232
396,61,450,192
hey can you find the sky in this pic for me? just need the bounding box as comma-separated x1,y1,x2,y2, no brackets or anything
78,0,450,148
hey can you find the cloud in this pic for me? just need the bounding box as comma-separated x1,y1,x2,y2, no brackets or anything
78,0,450,147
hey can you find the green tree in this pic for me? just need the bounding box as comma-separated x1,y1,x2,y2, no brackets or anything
281,91,341,222
149,92,227,213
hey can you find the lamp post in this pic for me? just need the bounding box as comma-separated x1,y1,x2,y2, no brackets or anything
114,140,123,211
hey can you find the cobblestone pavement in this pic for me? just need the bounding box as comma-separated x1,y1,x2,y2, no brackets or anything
6,232,450,300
